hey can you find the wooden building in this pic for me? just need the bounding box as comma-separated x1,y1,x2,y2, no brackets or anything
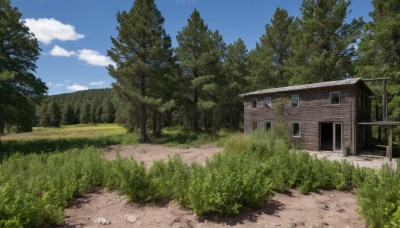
240,78,375,155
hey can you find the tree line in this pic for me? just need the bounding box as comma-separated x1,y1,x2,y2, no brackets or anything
0,0,398,139
35,89,116,127
107,0,399,142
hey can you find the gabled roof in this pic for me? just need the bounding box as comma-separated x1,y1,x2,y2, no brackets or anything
240,78,374,97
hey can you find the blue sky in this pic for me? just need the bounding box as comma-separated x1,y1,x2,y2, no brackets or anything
12,0,373,95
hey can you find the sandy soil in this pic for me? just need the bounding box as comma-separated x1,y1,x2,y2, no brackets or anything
62,144,365,227
103,143,222,166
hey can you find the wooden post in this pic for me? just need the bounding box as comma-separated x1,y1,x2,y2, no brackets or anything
387,127,393,161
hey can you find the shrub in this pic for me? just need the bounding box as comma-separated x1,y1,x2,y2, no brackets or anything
185,152,273,216
104,155,149,201
357,165,400,227
0,147,106,226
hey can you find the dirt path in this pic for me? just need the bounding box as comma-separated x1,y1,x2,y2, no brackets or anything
103,143,222,166
63,144,365,227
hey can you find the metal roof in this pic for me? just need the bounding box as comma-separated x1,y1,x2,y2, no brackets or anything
240,78,368,97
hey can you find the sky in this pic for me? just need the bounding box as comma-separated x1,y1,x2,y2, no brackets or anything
11,0,373,95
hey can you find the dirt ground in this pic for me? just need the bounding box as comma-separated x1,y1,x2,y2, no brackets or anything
63,144,365,227
103,143,222,167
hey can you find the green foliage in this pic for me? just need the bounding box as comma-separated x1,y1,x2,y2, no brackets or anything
356,0,400,122
108,0,175,142
222,38,249,130
0,147,106,226
105,156,149,201
176,9,226,131
0,0,47,134
248,8,293,90
153,128,221,147
357,165,400,227
287,0,363,84
186,153,273,216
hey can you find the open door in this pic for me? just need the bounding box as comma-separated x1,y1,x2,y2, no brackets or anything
320,122,342,152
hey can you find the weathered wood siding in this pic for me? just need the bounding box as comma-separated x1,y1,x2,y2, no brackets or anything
244,86,358,154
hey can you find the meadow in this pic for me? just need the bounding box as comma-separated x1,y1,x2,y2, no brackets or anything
0,126,399,227
0,124,222,160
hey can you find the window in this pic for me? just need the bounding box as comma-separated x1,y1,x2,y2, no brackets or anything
292,123,300,137
252,98,257,109
252,122,257,131
265,122,272,131
291,95,299,108
264,97,271,109
330,91,340,105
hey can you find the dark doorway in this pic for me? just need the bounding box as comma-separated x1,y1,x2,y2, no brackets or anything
320,122,343,152
320,123,333,150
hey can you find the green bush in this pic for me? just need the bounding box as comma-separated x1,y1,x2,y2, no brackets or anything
0,147,106,226
185,152,273,216
357,165,400,227
104,155,149,201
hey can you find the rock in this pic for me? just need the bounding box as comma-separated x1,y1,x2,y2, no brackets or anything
124,214,138,223
334,203,345,213
290,221,305,228
94,217,111,225
320,204,329,210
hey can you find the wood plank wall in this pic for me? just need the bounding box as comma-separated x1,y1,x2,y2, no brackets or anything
244,86,358,154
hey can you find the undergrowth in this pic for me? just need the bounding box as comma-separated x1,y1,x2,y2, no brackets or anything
0,130,399,227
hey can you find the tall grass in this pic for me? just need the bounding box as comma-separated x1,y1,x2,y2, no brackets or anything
1,129,399,227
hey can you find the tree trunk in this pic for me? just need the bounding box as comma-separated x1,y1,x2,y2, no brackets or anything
0,120,5,136
193,87,199,132
139,75,149,143
152,111,161,137
156,112,162,136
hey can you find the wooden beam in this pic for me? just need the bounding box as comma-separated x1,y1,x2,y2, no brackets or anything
362,78,390,82
387,127,393,161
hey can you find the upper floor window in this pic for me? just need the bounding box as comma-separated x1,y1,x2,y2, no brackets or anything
330,91,340,105
252,98,257,109
291,95,299,108
264,97,271,109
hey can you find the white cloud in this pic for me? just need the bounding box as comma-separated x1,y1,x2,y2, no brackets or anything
47,82,65,87
89,81,106,86
24,18,84,44
77,49,115,67
49,45,76,57
67,83,88,91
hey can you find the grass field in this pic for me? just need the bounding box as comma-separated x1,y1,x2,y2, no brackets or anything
0,124,136,159
1,124,127,141
0,124,223,159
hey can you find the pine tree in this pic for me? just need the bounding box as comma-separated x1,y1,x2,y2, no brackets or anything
39,100,50,127
62,103,75,125
0,0,47,134
95,106,103,123
356,0,400,121
108,0,174,142
80,103,91,124
223,39,249,130
48,99,61,127
287,0,363,85
176,9,226,131
248,8,294,90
